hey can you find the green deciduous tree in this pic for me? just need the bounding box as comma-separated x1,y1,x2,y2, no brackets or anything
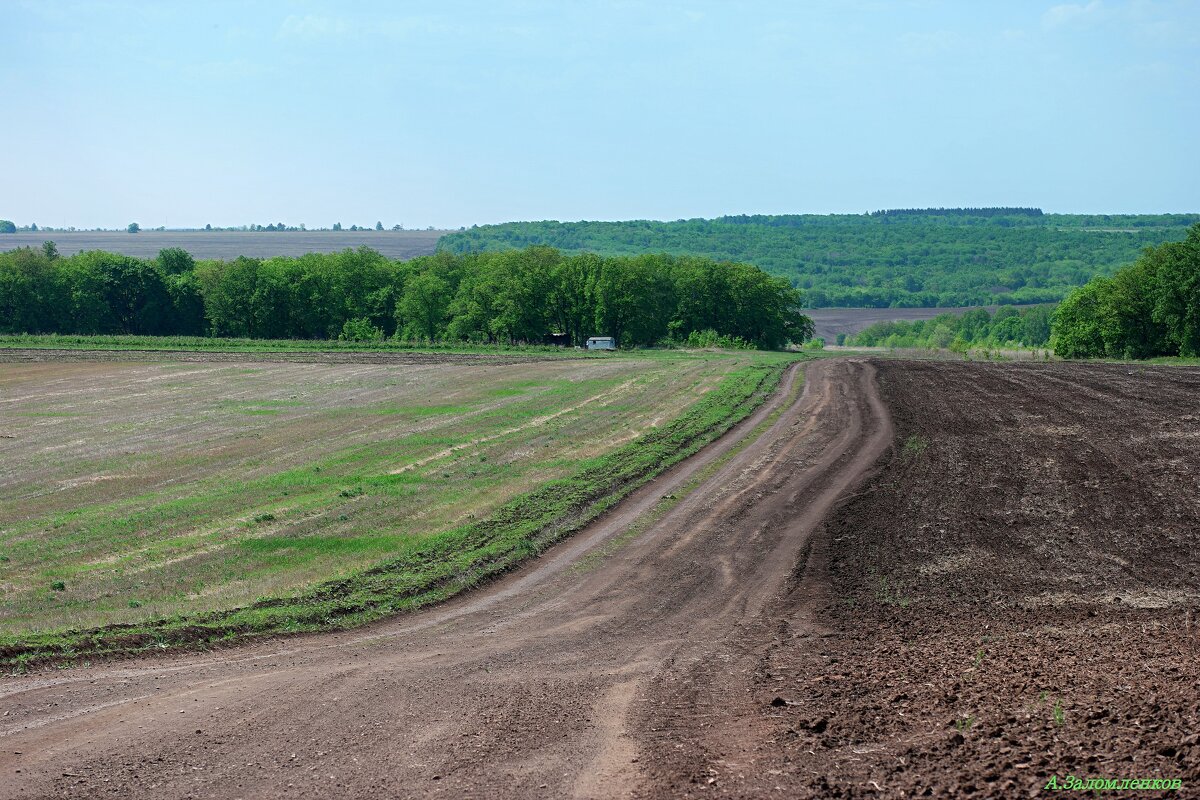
0,247,66,332
1052,280,1116,358
592,255,672,347
157,248,194,275
1150,225,1200,357
1020,305,1052,346
195,256,261,337
397,271,451,341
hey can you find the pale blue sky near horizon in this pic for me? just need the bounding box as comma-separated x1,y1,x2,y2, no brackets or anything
2,0,1198,229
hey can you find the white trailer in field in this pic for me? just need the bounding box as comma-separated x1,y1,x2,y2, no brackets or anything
585,336,617,351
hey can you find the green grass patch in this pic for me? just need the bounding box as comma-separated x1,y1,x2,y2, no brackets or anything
901,435,929,458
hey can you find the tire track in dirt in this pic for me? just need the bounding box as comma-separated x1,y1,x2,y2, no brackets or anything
0,358,891,800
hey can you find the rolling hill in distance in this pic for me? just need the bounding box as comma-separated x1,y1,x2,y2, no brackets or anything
438,209,1200,308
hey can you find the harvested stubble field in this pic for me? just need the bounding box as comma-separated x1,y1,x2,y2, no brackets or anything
0,349,776,639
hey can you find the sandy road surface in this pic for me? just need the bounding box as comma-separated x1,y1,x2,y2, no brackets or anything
0,359,891,799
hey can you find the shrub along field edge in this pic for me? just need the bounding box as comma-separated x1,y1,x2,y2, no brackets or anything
0,356,796,670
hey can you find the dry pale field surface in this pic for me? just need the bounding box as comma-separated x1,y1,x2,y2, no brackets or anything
1,359,1197,798
0,230,444,260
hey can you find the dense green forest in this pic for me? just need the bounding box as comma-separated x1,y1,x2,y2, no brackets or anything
847,305,1053,350
1051,223,1200,359
0,245,812,350
439,211,1199,308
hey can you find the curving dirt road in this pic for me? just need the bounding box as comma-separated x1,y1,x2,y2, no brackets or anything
0,359,892,800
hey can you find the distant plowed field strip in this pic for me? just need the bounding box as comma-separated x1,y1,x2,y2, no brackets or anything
0,230,444,259
806,304,1029,341
0,351,775,634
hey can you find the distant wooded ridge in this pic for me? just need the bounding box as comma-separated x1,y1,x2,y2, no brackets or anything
867,207,1044,218
439,212,1200,308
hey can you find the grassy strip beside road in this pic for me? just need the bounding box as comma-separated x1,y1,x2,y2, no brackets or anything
1,357,792,669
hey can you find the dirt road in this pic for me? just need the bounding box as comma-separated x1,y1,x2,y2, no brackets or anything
0,359,892,799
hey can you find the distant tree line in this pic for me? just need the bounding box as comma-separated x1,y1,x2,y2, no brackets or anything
847,305,1053,350
439,213,1199,308
1051,223,1200,359
868,207,1044,218
0,245,812,350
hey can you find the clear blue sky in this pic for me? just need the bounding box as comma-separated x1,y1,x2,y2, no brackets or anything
3,1,1198,229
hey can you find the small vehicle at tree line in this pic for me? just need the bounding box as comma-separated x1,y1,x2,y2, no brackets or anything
586,336,617,351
